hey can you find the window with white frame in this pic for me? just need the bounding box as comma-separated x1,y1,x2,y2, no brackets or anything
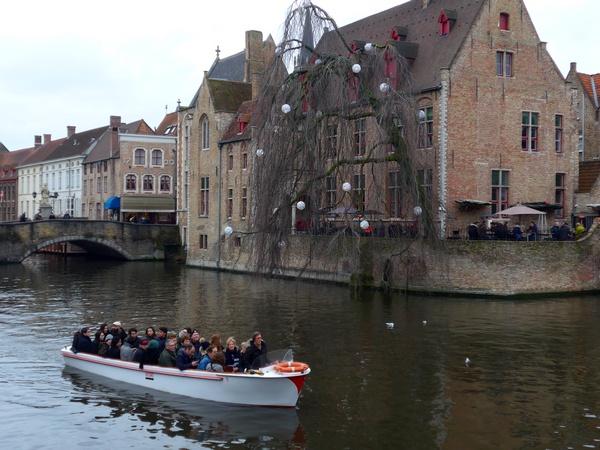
134,148,146,166
143,175,154,192
151,149,163,166
160,175,171,192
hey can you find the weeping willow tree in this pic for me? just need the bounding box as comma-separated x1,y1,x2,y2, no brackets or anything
249,0,438,276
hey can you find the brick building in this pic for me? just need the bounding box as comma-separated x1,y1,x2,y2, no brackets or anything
80,116,175,223
566,64,600,161
0,145,35,221
316,0,578,237
177,30,274,264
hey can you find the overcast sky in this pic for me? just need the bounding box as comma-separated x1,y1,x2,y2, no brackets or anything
0,0,597,150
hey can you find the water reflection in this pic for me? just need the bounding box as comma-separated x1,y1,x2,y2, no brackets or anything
3,256,600,448
63,369,304,447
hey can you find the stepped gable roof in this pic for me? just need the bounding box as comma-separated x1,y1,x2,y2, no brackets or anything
578,161,600,193
317,0,486,92
220,100,256,144
207,79,252,113
156,112,178,135
578,73,600,108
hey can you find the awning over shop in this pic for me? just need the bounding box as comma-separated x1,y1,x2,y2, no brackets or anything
121,196,175,212
522,202,562,211
104,196,120,210
455,199,491,210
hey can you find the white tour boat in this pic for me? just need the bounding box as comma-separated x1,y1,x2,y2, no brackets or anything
61,346,310,407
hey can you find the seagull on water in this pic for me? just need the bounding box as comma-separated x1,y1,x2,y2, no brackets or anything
385,322,394,329
465,357,471,366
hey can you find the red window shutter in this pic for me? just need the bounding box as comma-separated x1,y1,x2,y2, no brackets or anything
384,50,398,89
500,13,510,31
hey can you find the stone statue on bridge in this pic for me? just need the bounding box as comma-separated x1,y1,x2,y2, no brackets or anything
40,184,50,207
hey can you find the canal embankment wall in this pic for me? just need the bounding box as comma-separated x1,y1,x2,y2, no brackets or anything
188,222,600,298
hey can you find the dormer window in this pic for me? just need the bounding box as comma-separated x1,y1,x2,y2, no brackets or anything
238,120,248,134
499,13,510,31
438,10,456,36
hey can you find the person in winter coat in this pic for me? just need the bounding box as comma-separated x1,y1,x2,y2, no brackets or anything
198,347,214,370
72,327,97,354
224,337,241,372
120,340,136,361
156,327,168,354
158,339,177,367
106,336,122,359
109,322,127,342
133,339,153,369
176,344,198,371
206,351,225,373
244,331,268,370
97,334,112,356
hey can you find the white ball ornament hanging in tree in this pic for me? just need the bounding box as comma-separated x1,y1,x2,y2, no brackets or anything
256,148,264,157
296,201,306,211
360,220,370,230
342,182,352,192
364,43,374,52
352,64,362,74
379,82,390,93
413,206,423,217
315,58,323,65
281,104,292,114
224,226,233,237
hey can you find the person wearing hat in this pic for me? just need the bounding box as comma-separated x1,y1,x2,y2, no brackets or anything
109,322,127,342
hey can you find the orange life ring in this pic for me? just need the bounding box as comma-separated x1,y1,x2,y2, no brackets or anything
275,361,309,373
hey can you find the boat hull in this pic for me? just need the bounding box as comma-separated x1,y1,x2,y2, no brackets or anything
62,348,308,407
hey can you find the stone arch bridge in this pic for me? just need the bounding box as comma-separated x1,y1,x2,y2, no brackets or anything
0,220,181,263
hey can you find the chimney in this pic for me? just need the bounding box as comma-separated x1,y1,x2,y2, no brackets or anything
245,30,264,99
109,115,121,158
422,0,430,8
43,134,51,145
34,135,42,148
67,126,76,138
570,62,577,74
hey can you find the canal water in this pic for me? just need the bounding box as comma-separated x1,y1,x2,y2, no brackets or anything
1,255,600,449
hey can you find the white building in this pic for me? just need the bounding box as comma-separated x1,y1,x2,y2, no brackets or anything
17,126,105,218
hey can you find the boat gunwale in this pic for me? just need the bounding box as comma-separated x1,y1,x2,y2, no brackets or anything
61,347,311,380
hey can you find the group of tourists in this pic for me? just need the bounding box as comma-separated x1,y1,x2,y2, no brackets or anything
467,220,585,241
71,321,269,373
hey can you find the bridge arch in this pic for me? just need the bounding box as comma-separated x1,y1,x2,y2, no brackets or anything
21,235,134,262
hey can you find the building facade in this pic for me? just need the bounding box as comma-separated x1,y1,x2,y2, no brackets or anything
0,145,34,221
178,30,274,265
566,64,600,161
81,116,173,222
316,0,578,237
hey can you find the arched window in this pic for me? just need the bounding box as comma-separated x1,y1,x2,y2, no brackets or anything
143,175,154,192
134,148,146,166
151,149,163,166
125,174,137,191
499,13,510,31
160,175,171,192
201,116,210,150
